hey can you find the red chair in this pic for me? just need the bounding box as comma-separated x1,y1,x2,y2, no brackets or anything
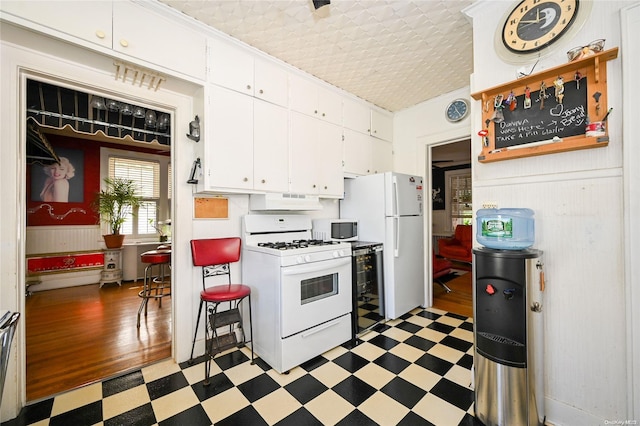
438,224,473,263
190,238,254,385
433,252,454,293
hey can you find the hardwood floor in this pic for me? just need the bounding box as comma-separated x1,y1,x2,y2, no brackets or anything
25,281,171,402
432,271,473,318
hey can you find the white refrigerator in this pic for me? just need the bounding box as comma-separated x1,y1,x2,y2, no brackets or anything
341,172,425,319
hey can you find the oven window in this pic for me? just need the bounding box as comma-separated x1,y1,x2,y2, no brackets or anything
301,273,338,304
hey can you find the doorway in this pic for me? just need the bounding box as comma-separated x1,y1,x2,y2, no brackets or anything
23,77,173,401
429,139,472,317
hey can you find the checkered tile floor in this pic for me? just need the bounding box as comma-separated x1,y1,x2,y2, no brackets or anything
7,307,481,426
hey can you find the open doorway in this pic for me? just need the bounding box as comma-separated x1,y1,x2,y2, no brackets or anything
23,78,173,401
430,139,473,317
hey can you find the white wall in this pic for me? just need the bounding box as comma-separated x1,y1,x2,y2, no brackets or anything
394,1,634,423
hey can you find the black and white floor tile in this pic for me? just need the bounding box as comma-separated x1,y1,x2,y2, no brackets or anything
6,307,483,426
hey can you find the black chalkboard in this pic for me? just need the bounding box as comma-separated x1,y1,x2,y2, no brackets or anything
494,78,588,149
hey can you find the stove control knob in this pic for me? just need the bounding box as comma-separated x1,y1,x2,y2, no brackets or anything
304,255,312,263
296,256,304,264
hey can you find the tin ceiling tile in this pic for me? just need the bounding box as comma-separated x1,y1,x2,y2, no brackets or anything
161,0,475,111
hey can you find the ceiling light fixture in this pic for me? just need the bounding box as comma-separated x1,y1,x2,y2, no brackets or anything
312,0,330,10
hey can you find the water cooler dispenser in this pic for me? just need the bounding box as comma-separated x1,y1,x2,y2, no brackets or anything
473,247,545,426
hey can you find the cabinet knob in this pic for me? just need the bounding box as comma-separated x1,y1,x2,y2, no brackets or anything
324,186,328,189
246,85,251,90
322,112,326,117
95,30,106,39
243,177,249,182
120,39,129,48
261,179,266,184
314,110,318,114
259,89,264,94
312,184,317,188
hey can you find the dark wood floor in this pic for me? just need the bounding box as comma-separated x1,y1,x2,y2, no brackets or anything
25,280,171,402
432,271,473,318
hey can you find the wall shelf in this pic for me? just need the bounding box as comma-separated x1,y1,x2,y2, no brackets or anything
471,47,618,163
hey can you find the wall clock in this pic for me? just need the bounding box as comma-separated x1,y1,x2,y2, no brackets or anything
495,0,591,64
445,99,470,123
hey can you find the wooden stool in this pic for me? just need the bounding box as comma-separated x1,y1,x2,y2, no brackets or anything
137,249,171,328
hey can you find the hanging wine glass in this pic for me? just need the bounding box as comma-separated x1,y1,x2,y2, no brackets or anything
90,96,106,121
120,103,133,116
145,109,157,128
106,99,121,112
157,113,170,131
133,105,145,118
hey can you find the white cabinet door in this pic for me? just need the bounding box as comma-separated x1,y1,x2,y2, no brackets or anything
289,111,319,194
0,0,112,48
208,37,254,96
254,100,289,192
289,74,318,118
254,58,288,107
343,128,372,176
206,85,253,190
317,121,344,197
289,74,342,126
370,109,393,142
371,138,393,174
343,97,371,135
113,2,207,80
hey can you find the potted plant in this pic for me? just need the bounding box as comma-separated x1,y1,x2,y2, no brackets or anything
93,177,143,248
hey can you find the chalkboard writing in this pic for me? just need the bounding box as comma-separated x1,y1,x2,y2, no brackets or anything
494,78,587,149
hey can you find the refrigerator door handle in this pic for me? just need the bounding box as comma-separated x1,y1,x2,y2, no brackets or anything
392,175,399,217
394,216,400,257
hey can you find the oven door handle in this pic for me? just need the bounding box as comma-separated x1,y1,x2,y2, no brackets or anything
281,258,351,276
301,317,342,338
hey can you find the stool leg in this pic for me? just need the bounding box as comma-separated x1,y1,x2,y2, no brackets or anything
137,264,152,328
247,294,254,364
190,299,204,361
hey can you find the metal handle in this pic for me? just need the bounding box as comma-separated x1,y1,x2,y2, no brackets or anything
394,217,399,257
282,258,350,276
301,317,341,338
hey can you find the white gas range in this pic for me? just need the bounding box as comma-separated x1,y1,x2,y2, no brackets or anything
242,214,352,373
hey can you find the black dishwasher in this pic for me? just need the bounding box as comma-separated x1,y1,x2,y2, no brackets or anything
350,241,385,338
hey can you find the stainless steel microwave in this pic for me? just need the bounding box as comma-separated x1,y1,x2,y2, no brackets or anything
312,219,358,242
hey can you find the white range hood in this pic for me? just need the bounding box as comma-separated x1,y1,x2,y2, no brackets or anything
249,193,323,211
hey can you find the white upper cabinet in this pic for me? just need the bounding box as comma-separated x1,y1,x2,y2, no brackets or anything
205,85,254,191
343,129,393,177
0,1,207,80
253,100,289,193
208,38,288,107
0,1,113,48
113,2,206,80
289,111,343,197
343,97,371,135
254,58,288,107
371,137,393,174
289,74,342,125
370,109,393,142
343,129,372,176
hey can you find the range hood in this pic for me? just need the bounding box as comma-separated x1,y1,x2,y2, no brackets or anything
250,193,323,211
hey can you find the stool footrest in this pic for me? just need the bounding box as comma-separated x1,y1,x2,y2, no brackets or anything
206,333,238,356
209,308,242,328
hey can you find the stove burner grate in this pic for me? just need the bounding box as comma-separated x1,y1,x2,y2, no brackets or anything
257,239,338,250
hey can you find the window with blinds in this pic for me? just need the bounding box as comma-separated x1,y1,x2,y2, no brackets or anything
108,157,160,236
450,174,472,229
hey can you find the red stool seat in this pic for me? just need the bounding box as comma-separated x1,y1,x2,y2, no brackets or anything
201,285,251,302
140,250,170,264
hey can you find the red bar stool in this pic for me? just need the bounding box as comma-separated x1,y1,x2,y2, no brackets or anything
137,249,171,328
190,237,254,385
